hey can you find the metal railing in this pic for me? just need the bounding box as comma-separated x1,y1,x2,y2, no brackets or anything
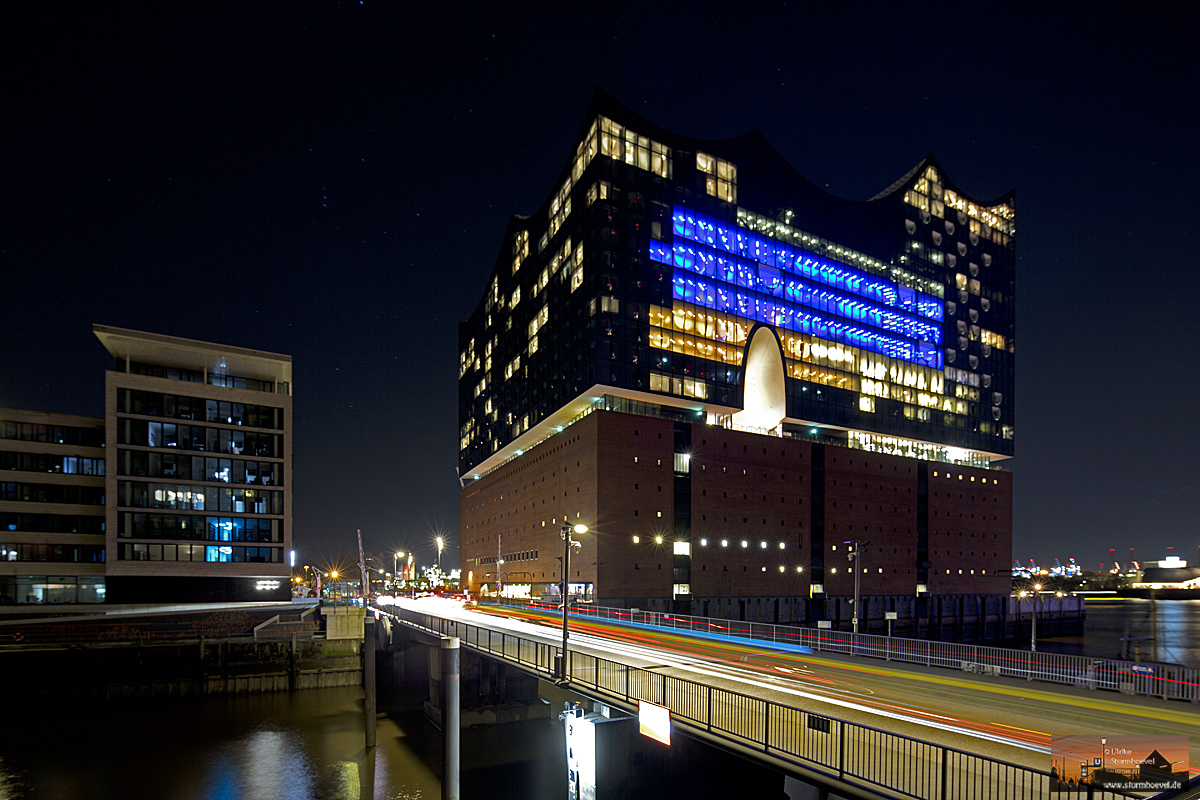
384,604,1148,800
499,599,1200,704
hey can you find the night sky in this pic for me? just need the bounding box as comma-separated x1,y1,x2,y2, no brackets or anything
5,4,1197,573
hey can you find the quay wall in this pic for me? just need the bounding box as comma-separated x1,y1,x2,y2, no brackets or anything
0,638,362,701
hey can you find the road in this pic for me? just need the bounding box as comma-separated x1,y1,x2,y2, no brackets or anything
395,597,1200,782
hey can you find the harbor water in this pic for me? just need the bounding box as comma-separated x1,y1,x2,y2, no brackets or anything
1030,597,1200,669
0,683,568,800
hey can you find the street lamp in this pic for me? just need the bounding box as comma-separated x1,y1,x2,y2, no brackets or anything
558,522,587,681
845,539,869,634
436,537,445,573
1031,582,1042,652
393,551,405,591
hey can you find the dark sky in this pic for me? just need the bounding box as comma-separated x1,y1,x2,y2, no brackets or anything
5,3,1197,573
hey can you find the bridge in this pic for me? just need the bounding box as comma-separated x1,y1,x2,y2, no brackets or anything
377,596,1198,800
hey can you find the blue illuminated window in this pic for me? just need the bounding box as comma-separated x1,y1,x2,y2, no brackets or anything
655,205,944,369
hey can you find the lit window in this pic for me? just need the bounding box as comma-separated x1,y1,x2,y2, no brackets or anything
760,541,767,549
741,540,748,548
696,151,737,203
700,538,708,546
673,541,690,556
632,536,640,544
721,539,728,547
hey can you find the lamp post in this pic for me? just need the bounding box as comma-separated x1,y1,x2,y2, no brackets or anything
558,522,587,681
1031,582,1042,652
436,537,445,574
393,551,405,592
845,539,869,634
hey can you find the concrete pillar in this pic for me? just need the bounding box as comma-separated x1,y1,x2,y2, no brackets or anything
442,637,460,800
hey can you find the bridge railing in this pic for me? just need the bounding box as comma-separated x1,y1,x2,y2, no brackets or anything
498,598,1200,703
385,604,1146,800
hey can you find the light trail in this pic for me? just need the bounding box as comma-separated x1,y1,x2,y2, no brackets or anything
397,597,1047,755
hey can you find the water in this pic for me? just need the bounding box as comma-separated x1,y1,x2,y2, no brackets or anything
0,675,766,800
0,679,575,800
0,687,442,800
1034,598,1200,668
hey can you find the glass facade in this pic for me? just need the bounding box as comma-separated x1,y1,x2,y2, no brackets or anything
1,420,104,447
0,575,105,604
0,409,107,606
460,95,1014,476
110,369,288,567
118,388,284,429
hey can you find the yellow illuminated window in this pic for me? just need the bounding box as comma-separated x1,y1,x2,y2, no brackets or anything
697,151,737,203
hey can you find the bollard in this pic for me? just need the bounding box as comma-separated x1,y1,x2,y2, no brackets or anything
442,637,460,800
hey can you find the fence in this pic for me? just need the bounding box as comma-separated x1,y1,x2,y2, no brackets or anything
499,598,1200,704
386,604,1149,800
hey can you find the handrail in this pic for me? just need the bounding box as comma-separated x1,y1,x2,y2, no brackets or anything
494,598,1200,704
252,615,280,640
381,604,1150,800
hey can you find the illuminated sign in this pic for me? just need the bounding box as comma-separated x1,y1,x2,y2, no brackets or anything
255,580,280,591
563,709,596,800
638,700,670,746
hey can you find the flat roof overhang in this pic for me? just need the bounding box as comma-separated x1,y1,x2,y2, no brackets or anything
94,324,292,385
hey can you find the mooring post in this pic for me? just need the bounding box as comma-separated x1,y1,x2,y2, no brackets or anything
442,636,460,800
364,613,376,748
289,632,298,691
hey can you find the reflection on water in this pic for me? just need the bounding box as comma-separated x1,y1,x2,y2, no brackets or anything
1036,598,1200,669
0,687,437,800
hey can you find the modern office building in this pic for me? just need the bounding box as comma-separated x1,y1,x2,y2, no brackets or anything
1,326,294,610
459,91,1014,630
0,408,108,606
96,325,293,603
